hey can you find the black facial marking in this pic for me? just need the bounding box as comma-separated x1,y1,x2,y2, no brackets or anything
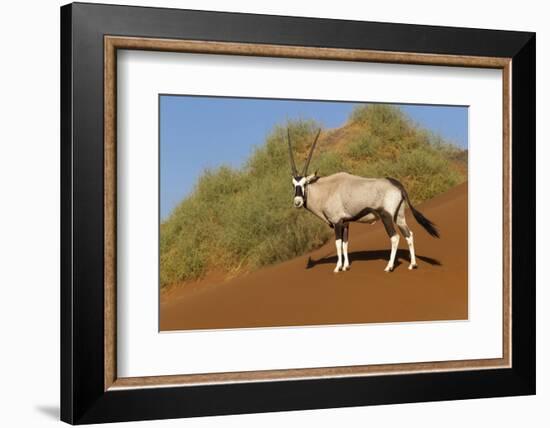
293,176,305,200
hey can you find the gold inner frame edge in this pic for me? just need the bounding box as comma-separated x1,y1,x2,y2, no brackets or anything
104,36,512,391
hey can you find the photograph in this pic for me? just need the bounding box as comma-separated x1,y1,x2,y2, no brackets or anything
159,96,469,331
54,1,536,425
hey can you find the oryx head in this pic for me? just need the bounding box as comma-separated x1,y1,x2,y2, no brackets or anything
287,128,321,208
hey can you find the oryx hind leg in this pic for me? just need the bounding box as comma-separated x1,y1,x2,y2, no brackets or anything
342,224,350,271
333,222,344,273
395,202,417,270
380,211,399,272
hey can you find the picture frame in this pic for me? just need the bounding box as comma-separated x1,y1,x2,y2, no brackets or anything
60,2,535,424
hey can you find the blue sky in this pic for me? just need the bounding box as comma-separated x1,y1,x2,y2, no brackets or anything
160,95,468,220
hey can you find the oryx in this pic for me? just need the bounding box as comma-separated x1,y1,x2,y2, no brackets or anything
287,129,439,273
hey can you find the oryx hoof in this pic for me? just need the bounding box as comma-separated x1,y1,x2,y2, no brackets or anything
408,263,418,270
384,265,394,273
334,265,342,273
343,265,350,271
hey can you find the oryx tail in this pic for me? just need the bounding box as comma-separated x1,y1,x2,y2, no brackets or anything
386,177,440,238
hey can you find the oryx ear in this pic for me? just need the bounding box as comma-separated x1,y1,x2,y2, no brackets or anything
305,173,318,184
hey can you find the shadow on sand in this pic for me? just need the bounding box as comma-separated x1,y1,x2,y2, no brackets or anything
306,249,441,270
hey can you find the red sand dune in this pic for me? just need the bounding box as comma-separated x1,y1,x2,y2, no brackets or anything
160,182,468,331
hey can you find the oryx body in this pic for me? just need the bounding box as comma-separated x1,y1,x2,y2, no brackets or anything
287,130,439,273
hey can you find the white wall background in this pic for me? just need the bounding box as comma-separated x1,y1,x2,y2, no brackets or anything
0,0,545,426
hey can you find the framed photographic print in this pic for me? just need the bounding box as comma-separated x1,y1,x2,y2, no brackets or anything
60,2,535,424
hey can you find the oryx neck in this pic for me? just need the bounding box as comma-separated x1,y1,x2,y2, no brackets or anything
303,178,318,210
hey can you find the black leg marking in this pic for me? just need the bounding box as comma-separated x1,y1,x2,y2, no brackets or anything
334,221,344,240
343,206,377,223
343,224,349,242
333,221,344,273
398,224,411,238
379,210,396,238
343,224,350,270
393,197,404,222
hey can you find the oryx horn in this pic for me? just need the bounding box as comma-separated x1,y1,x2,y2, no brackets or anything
286,128,298,176
302,129,321,176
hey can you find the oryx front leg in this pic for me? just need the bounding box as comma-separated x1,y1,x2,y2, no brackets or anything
380,211,399,272
342,224,350,271
333,222,344,273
